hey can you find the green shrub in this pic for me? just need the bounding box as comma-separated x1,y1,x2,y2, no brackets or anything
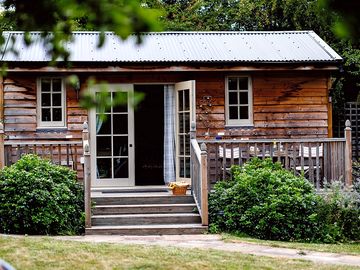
209,158,321,241
315,182,360,243
0,154,84,235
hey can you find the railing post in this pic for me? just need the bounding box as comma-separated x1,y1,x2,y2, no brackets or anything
190,121,196,193
82,122,91,228
344,119,352,187
0,122,4,169
200,142,208,226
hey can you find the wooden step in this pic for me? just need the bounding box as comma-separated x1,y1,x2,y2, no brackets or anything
92,213,201,226
92,195,194,205
86,224,207,235
93,203,198,215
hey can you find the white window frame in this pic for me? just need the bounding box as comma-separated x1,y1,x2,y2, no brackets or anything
225,76,253,126
37,77,66,128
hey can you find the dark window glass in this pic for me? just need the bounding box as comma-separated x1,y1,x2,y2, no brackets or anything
96,115,111,134
184,113,190,133
41,79,51,92
178,91,183,111
229,92,238,105
229,106,238,120
97,158,112,178
114,158,128,178
180,135,184,155
239,77,248,90
228,78,237,90
52,108,62,121
52,93,62,106
113,114,128,134
96,136,112,156
113,136,128,156
185,134,190,155
96,92,111,113
52,79,62,92
239,92,248,105
113,92,128,112
41,108,51,121
179,158,185,178
179,113,184,133
184,89,189,111
239,106,249,119
185,157,191,178
41,93,51,106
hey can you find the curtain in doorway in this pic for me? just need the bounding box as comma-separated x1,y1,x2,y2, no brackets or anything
163,85,176,183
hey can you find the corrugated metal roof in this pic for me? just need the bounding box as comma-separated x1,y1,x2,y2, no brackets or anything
0,31,342,63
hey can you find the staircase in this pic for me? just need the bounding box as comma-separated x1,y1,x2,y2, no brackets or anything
85,187,207,235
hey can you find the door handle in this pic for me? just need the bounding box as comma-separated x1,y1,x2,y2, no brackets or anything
129,144,133,147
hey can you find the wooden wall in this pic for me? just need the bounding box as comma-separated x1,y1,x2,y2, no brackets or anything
2,70,331,142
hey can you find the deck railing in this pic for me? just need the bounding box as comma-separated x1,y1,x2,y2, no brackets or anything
198,121,353,190
3,140,84,176
190,124,208,226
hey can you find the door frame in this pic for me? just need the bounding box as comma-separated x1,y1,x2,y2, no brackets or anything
175,80,196,183
89,84,135,187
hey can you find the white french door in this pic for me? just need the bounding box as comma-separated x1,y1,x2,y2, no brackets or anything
175,80,195,183
90,84,135,187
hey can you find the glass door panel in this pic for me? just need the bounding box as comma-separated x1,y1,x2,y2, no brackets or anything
175,81,195,183
91,84,134,187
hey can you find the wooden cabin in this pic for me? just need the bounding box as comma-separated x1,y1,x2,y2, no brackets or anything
0,31,351,234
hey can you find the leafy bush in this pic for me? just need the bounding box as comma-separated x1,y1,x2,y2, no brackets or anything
209,158,320,241
209,158,360,243
0,154,84,235
315,182,360,243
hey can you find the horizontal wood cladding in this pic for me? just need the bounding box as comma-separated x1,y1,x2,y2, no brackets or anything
3,71,330,143
3,75,88,141
195,72,330,139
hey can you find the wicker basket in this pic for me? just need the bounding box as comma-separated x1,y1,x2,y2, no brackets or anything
171,185,188,195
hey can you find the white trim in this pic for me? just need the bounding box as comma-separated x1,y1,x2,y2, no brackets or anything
175,80,195,184
89,84,135,187
36,77,66,128
225,76,253,126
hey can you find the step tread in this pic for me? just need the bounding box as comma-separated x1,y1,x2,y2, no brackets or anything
92,213,200,218
94,203,197,208
92,194,191,198
88,224,206,229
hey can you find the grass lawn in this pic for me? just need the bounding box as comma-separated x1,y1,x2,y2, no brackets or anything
0,235,359,270
222,234,360,256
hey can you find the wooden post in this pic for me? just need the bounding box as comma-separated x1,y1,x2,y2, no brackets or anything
82,122,91,228
344,120,352,187
0,122,4,169
200,142,208,226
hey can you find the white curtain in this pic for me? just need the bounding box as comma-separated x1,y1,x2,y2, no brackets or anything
163,85,176,183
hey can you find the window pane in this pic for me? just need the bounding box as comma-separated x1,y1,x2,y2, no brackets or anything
240,106,249,119
97,136,111,156
229,106,238,120
96,115,111,134
239,77,248,90
52,108,62,121
179,135,184,155
185,157,191,178
228,78,237,90
41,108,51,121
229,92,238,105
178,91,183,111
113,136,128,156
97,158,112,179
184,89,189,111
41,79,51,92
114,158,128,178
96,92,111,113
179,158,185,178
113,114,128,134
239,92,248,105
184,113,190,133
113,92,128,113
52,93,62,106
52,79,62,92
178,113,184,133
41,93,51,106
185,134,190,155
